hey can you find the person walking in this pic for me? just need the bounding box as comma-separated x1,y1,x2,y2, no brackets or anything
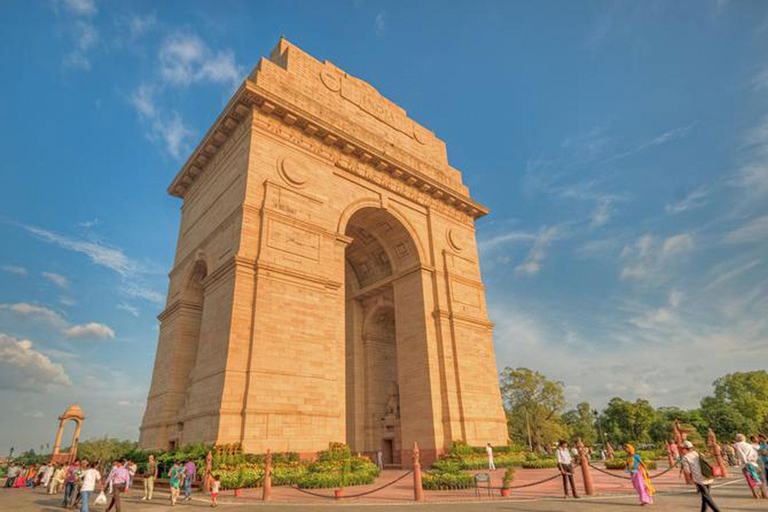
50,465,65,494
210,474,220,508
735,433,768,499
78,460,101,512
104,460,130,512
168,460,184,506
126,460,137,494
62,461,79,506
486,443,496,471
375,450,384,470
40,463,54,490
680,441,721,511
25,464,36,487
142,454,158,501
758,434,768,484
183,459,196,501
556,441,579,499
625,444,654,506
5,464,19,488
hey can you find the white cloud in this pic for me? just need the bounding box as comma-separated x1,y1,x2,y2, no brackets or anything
158,33,243,89
63,0,96,16
375,12,386,36
117,303,139,318
723,214,768,244
0,302,67,328
63,322,115,340
42,271,69,289
0,333,72,391
59,297,77,307
669,290,683,307
662,233,695,257
665,186,709,215
1,265,27,275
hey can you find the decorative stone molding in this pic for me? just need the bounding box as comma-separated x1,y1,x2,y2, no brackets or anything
168,81,488,221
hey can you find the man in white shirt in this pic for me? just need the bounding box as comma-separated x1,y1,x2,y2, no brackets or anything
556,441,579,499
734,433,768,499
78,460,101,512
680,441,721,511
485,443,495,471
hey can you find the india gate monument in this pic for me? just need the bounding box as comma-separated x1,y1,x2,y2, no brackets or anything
139,39,507,466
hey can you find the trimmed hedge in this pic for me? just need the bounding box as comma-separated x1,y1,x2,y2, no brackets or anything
520,459,559,469
422,471,475,490
604,459,658,471
295,443,379,489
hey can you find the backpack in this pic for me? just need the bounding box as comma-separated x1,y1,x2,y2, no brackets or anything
699,454,714,479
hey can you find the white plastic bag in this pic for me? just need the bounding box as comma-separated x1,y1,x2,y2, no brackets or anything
94,491,108,505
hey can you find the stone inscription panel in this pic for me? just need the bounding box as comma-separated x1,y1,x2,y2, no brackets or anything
267,218,320,261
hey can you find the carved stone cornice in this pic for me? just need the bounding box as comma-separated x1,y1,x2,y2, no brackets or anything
168,80,489,220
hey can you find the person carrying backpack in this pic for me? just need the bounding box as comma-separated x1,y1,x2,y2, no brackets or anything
681,441,721,512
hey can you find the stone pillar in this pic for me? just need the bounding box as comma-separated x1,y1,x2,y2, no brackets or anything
204,451,212,493
52,422,65,455
70,420,82,462
262,449,272,501
412,442,423,502
576,438,594,496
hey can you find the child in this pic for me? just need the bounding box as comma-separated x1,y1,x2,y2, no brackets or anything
210,474,220,508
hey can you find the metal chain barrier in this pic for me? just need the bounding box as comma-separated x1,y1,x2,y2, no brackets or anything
288,469,413,499
588,460,680,481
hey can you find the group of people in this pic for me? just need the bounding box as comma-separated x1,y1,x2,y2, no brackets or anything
3,455,223,509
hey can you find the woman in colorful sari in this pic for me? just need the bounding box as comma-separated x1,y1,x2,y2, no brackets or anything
14,465,27,488
626,445,654,505
25,465,36,487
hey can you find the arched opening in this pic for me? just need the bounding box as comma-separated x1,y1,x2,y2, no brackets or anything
176,259,207,447
344,207,420,466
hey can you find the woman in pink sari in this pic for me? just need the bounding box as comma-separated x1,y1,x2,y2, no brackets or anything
626,445,654,505
13,465,27,488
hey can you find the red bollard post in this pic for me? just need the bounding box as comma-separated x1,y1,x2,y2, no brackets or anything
204,451,213,493
262,449,272,501
666,441,675,468
412,442,423,502
576,438,594,496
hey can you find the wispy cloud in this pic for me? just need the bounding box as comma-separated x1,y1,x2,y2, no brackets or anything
514,226,562,276
22,223,162,304
129,85,194,159
665,186,709,215
42,271,69,289
55,0,99,71
707,259,761,289
620,233,696,282
1,265,27,276
723,214,768,244
604,122,697,163
374,12,386,36
0,333,72,391
117,303,140,318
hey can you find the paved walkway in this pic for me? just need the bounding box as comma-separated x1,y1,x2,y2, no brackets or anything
1,464,763,511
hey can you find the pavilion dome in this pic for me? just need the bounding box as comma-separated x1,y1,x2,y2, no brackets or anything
61,404,85,420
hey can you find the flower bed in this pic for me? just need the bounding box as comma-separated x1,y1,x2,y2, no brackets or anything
604,458,658,470
295,443,379,489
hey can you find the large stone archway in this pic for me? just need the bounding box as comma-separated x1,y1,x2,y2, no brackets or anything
140,39,508,465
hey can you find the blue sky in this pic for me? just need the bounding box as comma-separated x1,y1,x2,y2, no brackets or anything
1,0,767,451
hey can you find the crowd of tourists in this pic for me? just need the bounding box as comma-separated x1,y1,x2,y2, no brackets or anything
2,455,222,510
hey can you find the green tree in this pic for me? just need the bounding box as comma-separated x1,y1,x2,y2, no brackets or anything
500,367,567,452
699,371,768,439
562,402,597,446
599,397,658,444
77,437,137,464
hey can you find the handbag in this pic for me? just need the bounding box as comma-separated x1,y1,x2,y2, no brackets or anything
94,491,108,505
